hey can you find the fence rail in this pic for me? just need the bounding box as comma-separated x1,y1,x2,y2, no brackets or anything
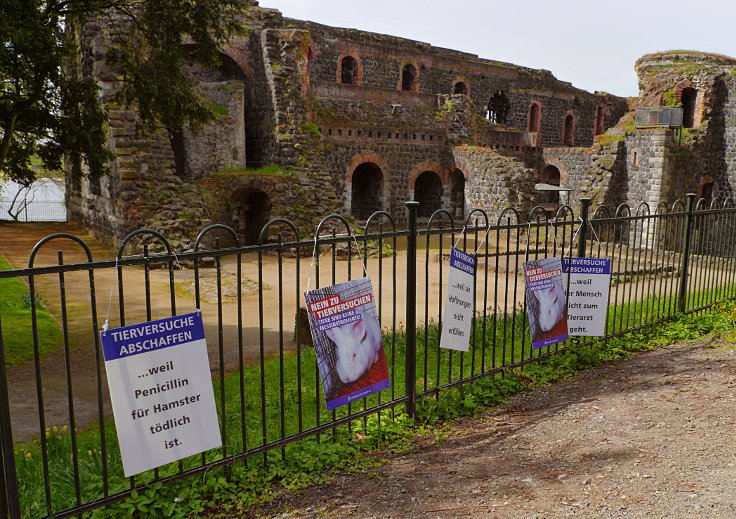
0,200,67,222
1,194,736,518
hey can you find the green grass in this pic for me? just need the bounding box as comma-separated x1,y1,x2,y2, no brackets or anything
0,256,63,367
215,165,295,177
11,284,736,518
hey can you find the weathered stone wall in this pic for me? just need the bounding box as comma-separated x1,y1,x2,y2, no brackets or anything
452,146,539,218
68,5,641,248
295,18,627,149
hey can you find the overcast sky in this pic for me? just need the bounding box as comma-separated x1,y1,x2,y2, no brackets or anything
260,0,735,98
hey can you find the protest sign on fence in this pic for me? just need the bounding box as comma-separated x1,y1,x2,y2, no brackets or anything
440,247,476,351
101,312,221,477
523,257,569,349
563,257,611,336
304,277,391,410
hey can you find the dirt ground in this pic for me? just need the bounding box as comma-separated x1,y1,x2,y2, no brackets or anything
255,336,736,519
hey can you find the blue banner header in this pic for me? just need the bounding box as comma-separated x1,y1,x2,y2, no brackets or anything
449,247,476,275
101,312,205,361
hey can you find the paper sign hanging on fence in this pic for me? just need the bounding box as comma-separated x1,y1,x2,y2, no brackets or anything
304,277,391,410
440,247,476,351
101,312,221,477
562,257,611,336
524,257,569,349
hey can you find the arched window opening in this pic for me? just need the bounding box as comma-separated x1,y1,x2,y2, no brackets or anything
351,163,383,219
529,103,541,132
453,81,468,95
401,64,417,92
449,169,466,219
414,171,443,218
487,91,509,124
681,87,698,128
563,115,575,146
232,189,272,245
340,56,358,84
594,106,604,135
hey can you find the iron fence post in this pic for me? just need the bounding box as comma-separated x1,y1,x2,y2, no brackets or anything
678,193,696,313
405,202,419,418
0,316,20,518
577,198,592,258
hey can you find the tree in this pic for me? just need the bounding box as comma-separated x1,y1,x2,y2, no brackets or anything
0,0,250,184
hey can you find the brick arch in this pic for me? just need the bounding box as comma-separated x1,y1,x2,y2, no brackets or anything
227,177,278,199
346,152,389,182
408,161,445,189
539,158,569,185
562,110,576,146
336,52,363,85
674,80,694,103
528,101,542,132
397,60,420,92
452,76,470,95
450,157,472,181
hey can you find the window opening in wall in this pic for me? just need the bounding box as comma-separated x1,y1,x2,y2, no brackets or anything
453,81,468,95
340,56,358,84
414,171,443,218
563,115,575,146
595,106,604,135
681,87,697,128
449,169,465,220
487,91,509,124
529,103,541,132
232,189,272,245
401,64,417,91
633,151,638,166
352,163,383,220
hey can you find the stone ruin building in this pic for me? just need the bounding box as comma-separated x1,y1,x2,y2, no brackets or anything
67,4,736,248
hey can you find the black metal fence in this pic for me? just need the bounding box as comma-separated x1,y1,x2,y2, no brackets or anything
1,194,735,518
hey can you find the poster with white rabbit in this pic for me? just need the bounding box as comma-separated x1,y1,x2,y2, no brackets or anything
304,277,391,410
523,257,569,349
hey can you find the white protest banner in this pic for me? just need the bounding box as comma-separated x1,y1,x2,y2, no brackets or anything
563,257,611,336
101,312,221,477
440,247,476,351
523,257,569,349
304,277,391,410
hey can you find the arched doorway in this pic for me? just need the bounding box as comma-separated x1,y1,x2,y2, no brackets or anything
340,56,358,84
449,169,466,219
681,87,697,128
401,64,417,91
232,189,272,245
414,171,443,217
453,81,468,95
563,115,575,146
351,163,384,219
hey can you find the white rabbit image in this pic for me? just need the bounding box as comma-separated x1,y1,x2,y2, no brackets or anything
533,282,565,332
325,308,383,384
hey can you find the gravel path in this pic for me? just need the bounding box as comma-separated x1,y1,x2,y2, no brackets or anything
257,336,736,518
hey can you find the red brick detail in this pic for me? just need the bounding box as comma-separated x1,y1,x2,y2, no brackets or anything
408,161,446,189
346,152,389,182
227,177,279,198
528,101,542,132
336,52,363,85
